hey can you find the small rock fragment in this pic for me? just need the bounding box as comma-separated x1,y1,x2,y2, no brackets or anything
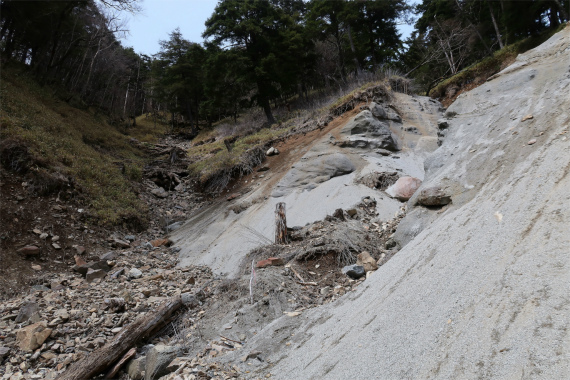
342,265,365,279
15,302,39,323
128,268,143,279
17,245,40,256
522,114,533,121
85,268,106,283
527,139,536,145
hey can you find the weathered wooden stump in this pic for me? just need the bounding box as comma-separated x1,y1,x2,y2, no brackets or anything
275,202,288,244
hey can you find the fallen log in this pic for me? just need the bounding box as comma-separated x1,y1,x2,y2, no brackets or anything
57,295,186,380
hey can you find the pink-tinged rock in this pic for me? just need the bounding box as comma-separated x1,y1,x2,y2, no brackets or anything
385,176,422,201
17,245,40,256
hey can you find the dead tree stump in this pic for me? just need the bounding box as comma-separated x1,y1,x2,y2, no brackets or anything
275,202,288,244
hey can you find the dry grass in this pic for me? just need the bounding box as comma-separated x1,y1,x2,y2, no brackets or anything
0,64,165,228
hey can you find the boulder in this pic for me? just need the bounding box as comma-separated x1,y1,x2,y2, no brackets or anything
342,265,366,279
386,177,422,201
416,187,452,206
17,245,40,256
266,147,279,156
15,301,39,323
341,110,397,151
16,321,52,352
145,345,178,380
356,251,378,273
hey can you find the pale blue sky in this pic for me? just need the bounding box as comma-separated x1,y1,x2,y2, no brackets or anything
121,0,415,56
121,0,218,56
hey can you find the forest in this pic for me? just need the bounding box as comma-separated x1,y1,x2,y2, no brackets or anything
1,0,568,130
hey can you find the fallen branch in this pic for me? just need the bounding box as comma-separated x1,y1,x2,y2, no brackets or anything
295,281,318,286
57,293,200,380
220,335,244,345
287,265,305,283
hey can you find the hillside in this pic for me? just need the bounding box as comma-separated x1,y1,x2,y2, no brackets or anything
0,25,568,380
227,25,570,380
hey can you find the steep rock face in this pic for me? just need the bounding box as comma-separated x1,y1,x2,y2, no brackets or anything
233,28,570,379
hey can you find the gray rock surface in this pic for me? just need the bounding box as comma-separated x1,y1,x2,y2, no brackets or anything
369,101,402,122
172,91,441,277
144,345,178,380
225,27,570,380
14,301,39,323
126,356,146,380
341,110,397,150
272,152,355,197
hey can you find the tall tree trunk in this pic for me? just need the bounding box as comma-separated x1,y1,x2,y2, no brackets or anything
487,0,504,49
347,25,362,77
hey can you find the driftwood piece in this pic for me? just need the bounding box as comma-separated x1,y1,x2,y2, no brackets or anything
57,296,183,380
275,202,288,244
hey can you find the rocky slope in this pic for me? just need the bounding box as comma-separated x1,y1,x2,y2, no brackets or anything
171,90,442,277
224,26,570,380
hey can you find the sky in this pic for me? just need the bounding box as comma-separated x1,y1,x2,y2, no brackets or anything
121,0,415,56
121,0,219,56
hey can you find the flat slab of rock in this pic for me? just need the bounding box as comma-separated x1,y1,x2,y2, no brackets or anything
272,153,355,197
15,301,39,323
256,257,285,268
16,321,52,352
386,176,422,201
85,268,106,283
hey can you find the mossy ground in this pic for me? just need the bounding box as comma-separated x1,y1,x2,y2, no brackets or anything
430,25,566,101
0,64,167,228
